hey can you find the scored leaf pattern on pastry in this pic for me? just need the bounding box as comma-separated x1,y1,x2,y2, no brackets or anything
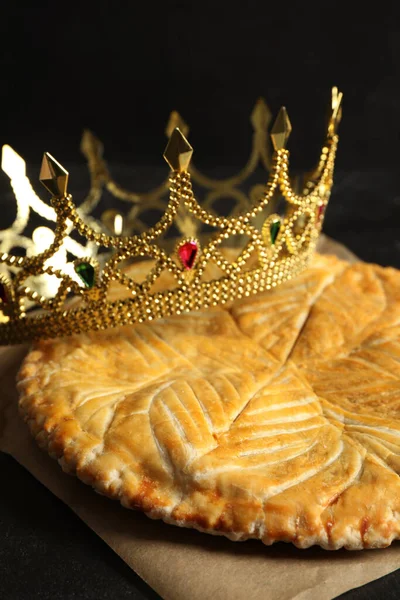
17,254,400,549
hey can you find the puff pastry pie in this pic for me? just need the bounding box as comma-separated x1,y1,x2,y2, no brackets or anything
17,253,400,549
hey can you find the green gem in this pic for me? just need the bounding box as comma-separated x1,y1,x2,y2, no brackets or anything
270,219,281,245
75,262,95,288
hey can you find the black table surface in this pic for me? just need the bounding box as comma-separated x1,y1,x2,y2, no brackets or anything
1,167,400,600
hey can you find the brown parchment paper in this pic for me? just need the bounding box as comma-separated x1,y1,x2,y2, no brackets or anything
0,236,399,600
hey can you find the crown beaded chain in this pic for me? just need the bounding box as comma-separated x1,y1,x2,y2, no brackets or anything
0,88,342,344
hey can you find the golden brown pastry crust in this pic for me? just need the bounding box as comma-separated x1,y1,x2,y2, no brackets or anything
17,254,400,549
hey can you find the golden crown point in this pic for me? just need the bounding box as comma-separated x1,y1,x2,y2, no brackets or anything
163,127,193,172
0,87,342,344
81,129,104,158
165,111,190,139
39,152,69,197
332,86,341,111
250,97,272,132
270,106,292,151
330,87,343,133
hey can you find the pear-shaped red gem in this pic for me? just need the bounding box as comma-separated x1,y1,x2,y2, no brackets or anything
317,204,326,221
178,241,198,270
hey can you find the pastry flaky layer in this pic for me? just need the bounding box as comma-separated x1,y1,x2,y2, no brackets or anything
17,253,400,550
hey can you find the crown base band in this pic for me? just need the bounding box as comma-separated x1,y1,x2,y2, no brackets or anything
0,253,313,345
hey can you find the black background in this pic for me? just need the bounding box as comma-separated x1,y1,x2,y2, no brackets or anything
0,2,400,599
0,1,400,171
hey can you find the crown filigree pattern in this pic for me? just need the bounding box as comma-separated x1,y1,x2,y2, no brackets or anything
0,88,342,344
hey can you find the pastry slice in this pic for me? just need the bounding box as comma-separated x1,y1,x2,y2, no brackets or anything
290,262,389,363
231,254,345,363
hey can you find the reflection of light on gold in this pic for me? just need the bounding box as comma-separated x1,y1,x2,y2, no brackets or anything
1,145,55,222
64,237,91,258
114,213,123,235
319,184,326,195
31,227,83,290
32,226,54,252
1,146,98,298
1,145,26,179
29,227,65,296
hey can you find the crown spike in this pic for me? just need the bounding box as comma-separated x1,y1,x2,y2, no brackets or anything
39,153,69,197
81,129,104,158
250,97,272,132
271,107,292,151
165,111,189,138
163,128,193,172
330,87,343,133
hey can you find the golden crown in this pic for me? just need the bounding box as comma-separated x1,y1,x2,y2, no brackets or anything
0,87,342,344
